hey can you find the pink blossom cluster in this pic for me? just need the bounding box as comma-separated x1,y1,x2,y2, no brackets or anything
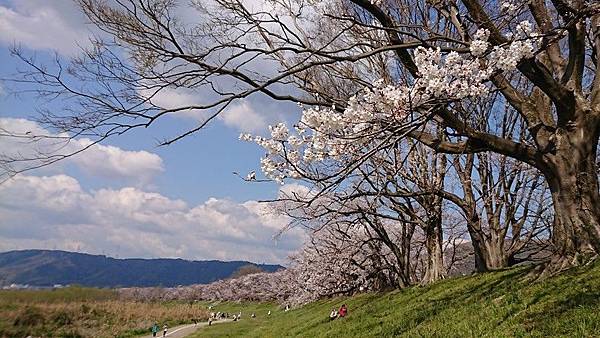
240,79,415,183
118,226,400,306
119,269,297,303
242,18,540,184
286,226,397,305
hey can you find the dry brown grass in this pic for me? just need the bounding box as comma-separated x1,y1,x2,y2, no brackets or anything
0,288,208,338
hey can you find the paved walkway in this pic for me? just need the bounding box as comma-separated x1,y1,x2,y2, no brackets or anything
143,319,232,338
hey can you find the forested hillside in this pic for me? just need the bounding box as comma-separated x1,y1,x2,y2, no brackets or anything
0,250,282,287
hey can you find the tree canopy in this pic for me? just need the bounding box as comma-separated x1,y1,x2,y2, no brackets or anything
3,0,600,280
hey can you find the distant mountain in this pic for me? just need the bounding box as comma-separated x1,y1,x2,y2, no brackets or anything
0,250,283,288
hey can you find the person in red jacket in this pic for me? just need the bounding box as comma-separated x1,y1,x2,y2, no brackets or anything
338,304,348,318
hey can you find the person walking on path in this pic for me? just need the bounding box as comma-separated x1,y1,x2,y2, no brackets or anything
162,324,168,337
151,323,159,337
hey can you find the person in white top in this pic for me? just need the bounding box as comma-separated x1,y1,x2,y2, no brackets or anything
329,308,338,321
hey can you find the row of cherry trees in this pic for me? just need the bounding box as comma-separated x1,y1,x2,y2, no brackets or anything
3,0,599,280
119,269,299,304
118,226,465,306
244,98,550,289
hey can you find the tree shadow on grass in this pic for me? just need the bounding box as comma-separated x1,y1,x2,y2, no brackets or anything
516,290,600,335
491,261,600,335
373,272,524,336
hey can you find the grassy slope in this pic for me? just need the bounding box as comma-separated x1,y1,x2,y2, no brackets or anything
191,261,600,337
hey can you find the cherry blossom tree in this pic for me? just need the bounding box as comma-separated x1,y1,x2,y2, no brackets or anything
287,225,398,303
5,0,600,273
265,141,456,285
438,103,552,271
272,177,419,288
120,269,297,303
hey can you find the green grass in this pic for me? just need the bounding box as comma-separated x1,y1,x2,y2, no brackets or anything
190,261,600,337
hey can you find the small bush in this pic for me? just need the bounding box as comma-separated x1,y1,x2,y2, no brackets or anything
51,310,73,325
81,303,91,314
13,306,45,327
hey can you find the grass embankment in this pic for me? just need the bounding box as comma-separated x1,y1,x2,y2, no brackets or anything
192,261,600,337
0,287,207,338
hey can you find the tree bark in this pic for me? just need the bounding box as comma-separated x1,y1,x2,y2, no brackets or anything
422,215,445,284
544,125,600,270
478,240,508,271
454,154,511,272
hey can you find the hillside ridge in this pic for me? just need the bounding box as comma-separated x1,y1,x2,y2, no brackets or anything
0,249,283,288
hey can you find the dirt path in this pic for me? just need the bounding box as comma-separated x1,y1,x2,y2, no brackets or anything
142,319,232,338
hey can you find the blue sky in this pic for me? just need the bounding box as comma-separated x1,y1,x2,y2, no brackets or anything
0,0,306,264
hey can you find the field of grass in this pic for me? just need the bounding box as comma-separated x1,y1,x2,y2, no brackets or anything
0,287,208,338
191,261,600,338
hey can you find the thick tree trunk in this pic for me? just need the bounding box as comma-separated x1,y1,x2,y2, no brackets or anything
547,162,600,261
455,154,510,272
543,125,600,272
464,212,509,272
422,216,445,284
469,229,509,272
481,240,508,270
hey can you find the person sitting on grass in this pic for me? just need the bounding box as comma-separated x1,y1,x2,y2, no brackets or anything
338,304,348,318
329,308,338,321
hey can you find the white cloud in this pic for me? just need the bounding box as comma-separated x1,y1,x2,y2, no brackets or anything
138,73,304,135
0,0,91,55
139,86,272,133
74,140,164,182
0,174,305,264
138,86,209,120
220,101,268,133
0,118,164,184
278,182,312,199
